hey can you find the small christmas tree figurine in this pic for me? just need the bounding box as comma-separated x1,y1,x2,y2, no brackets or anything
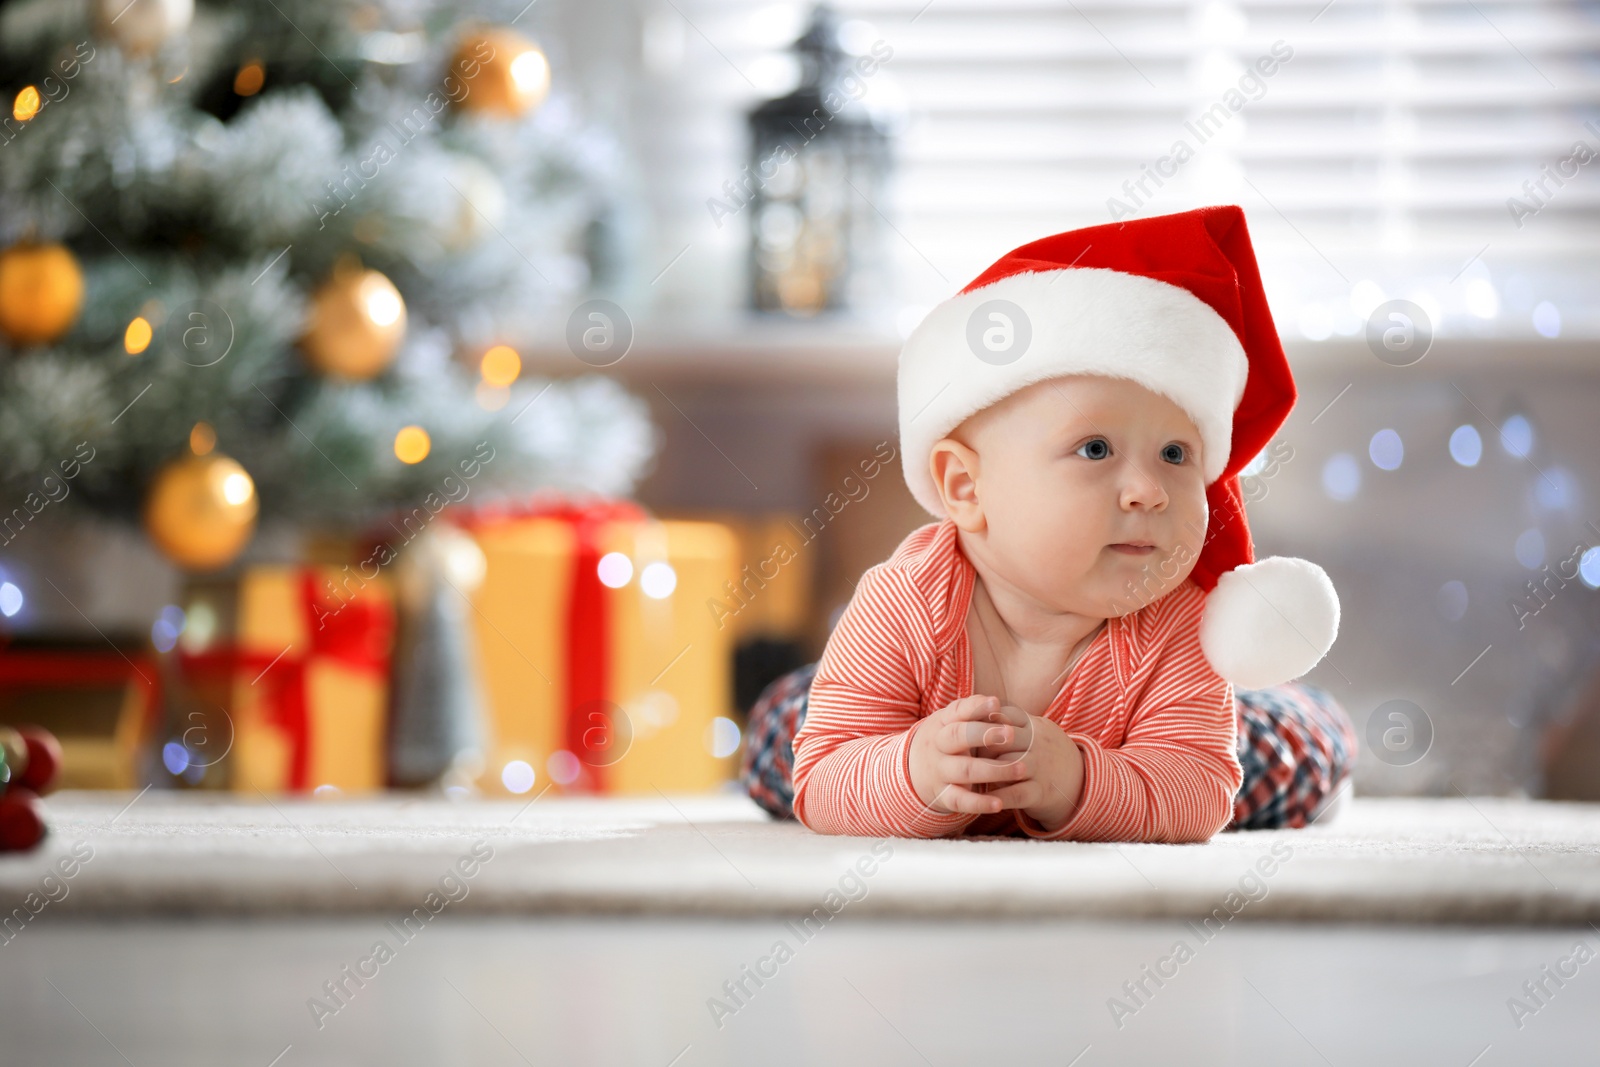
0,0,655,568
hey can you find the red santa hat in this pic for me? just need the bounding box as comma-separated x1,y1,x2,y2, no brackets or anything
897,204,1339,689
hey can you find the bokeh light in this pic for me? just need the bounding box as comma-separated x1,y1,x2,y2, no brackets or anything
480,344,521,387
1368,428,1403,471
12,86,40,122
597,552,633,588
640,561,677,599
125,316,153,355
501,759,536,794
1532,301,1561,338
1322,453,1360,501
1580,547,1600,590
705,716,741,758
1449,424,1482,467
1499,414,1534,458
1515,528,1545,570
394,425,431,464
547,749,582,785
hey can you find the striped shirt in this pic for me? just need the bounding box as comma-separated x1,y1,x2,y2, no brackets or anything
791,519,1242,842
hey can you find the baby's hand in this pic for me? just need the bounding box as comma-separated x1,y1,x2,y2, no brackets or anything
908,695,1032,815
974,705,1085,832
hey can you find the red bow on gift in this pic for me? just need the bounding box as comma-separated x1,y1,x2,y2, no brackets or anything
456,496,646,792
172,572,393,790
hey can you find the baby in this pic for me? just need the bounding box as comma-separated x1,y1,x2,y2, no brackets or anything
905,371,1216,833
743,205,1351,842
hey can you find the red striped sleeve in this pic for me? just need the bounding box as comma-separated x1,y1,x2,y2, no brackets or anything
791,562,976,838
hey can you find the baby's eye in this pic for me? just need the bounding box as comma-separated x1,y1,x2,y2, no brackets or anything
1162,443,1186,464
1076,437,1110,460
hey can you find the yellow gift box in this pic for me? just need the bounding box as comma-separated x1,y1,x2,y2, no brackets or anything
467,508,739,795
179,567,395,793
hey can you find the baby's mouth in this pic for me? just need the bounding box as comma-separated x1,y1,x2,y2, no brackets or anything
1107,541,1157,556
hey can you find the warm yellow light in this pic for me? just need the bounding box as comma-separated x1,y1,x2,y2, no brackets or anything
394,425,431,464
364,279,403,327
125,316,153,355
221,471,254,506
189,422,216,456
480,344,521,387
233,61,265,97
510,48,550,100
475,382,509,411
12,86,40,123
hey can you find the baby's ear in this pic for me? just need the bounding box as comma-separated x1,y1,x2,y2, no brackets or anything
929,437,984,530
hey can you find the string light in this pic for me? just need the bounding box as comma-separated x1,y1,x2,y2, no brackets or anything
394,425,431,464
233,60,265,96
12,86,40,122
125,316,153,355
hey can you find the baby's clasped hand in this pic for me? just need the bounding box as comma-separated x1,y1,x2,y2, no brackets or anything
907,696,1084,830
974,704,1085,832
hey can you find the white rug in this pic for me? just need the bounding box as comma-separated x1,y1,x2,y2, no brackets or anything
4,790,1599,924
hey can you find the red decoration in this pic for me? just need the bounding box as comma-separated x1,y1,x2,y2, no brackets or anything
0,786,44,851
18,727,62,794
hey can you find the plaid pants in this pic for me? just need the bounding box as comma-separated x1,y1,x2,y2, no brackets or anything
739,662,1357,832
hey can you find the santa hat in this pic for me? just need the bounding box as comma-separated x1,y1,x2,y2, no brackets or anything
897,204,1339,690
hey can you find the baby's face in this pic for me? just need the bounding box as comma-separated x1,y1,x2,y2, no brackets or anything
943,374,1210,617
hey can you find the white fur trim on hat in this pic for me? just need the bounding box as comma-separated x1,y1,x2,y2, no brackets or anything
1198,556,1341,689
898,267,1250,517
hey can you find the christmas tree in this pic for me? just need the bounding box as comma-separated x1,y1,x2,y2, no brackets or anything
0,0,653,569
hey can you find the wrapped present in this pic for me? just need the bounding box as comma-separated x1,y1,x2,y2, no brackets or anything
175,568,395,793
463,498,739,795
695,512,814,644
0,639,159,789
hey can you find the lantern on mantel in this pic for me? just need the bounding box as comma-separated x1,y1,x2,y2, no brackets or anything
745,5,898,316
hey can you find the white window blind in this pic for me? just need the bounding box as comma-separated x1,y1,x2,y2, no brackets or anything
628,0,1600,339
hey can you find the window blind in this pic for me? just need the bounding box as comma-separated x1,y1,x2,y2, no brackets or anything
630,0,1600,339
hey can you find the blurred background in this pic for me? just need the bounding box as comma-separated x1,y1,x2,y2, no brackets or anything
1,0,1597,806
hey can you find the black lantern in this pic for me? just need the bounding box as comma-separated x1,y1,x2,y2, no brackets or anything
746,6,896,315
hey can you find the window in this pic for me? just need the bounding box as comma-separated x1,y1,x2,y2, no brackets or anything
627,1,1600,339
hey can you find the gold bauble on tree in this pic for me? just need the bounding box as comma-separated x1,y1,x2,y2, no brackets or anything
299,259,407,381
93,0,194,58
452,28,550,118
144,425,259,571
0,241,84,346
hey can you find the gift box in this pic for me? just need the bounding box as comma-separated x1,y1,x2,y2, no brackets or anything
175,567,396,793
0,639,159,789
695,512,814,644
463,499,740,795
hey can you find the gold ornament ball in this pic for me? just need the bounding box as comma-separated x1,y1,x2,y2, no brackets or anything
453,28,550,117
144,452,259,571
300,267,407,380
94,0,194,57
0,241,84,346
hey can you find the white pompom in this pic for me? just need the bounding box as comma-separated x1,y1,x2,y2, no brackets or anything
1199,556,1340,690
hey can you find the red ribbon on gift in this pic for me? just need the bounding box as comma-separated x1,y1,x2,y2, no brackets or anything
456,495,645,792
171,572,392,790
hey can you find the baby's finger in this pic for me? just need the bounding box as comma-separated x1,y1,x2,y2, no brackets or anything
939,719,1016,753
984,781,1045,810
945,694,1002,721
930,783,1006,816
985,703,1031,729
940,753,1029,785
976,725,1033,757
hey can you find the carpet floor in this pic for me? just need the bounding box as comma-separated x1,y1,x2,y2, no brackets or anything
4,789,1600,925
